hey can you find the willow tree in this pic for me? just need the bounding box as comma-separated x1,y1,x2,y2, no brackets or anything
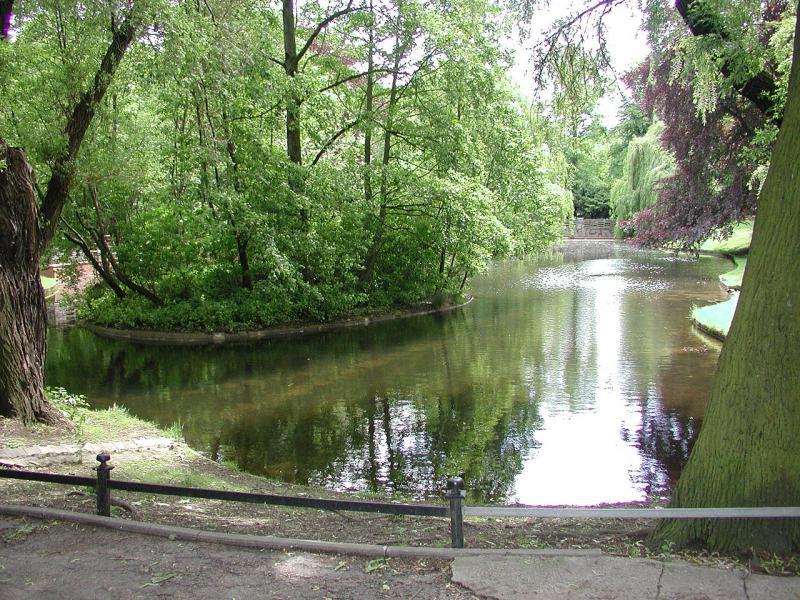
0,2,142,423
609,121,673,222
650,8,800,554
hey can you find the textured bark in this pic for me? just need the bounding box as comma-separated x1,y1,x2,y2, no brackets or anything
650,12,800,554
0,4,139,423
1,1,12,40
282,0,303,167
0,143,63,424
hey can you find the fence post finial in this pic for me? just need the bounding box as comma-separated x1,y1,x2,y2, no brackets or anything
445,477,465,548
95,451,114,517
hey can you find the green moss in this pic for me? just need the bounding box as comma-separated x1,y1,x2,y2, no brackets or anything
699,220,753,255
691,293,739,340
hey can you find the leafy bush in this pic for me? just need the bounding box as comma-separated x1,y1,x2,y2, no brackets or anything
45,387,89,423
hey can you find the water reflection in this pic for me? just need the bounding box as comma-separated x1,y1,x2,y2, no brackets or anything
46,242,728,504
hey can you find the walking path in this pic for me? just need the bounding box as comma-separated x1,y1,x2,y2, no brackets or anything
2,508,800,599
0,438,178,468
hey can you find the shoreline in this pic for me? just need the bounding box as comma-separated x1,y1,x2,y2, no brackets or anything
83,296,474,346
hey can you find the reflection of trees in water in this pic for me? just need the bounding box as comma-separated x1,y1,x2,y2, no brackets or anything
45,244,726,503
623,387,700,497
217,387,542,503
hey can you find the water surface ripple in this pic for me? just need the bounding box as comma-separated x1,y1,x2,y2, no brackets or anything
47,241,730,505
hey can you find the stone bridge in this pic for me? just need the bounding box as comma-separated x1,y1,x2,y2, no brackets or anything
565,218,615,239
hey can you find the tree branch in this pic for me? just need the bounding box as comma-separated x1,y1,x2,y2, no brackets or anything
311,117,363,166
319,68,391,94
38,2,141,249
296,0,358,65
675,0,781,125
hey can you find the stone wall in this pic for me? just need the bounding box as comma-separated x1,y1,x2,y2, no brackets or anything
566,218,615,239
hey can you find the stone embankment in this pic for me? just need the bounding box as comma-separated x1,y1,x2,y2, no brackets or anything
86,297,473,346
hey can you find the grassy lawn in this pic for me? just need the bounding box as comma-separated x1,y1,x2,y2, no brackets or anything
720,256,747,289
699,220,753,255
692,293,739,340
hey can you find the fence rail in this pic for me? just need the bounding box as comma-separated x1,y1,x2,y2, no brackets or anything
3,452,800,549
464,506,800,519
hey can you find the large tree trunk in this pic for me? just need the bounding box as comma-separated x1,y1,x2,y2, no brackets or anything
0,143,63,424
650,12,800,555
0,4,139,423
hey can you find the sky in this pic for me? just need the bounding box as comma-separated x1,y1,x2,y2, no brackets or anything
508,1,651,127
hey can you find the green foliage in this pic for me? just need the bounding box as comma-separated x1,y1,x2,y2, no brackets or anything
567,123,613,218
610,121,674,222
2,0,570,332
45,387,89,424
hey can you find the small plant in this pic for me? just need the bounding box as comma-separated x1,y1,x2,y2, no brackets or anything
45,387,89,425
166,419,184,441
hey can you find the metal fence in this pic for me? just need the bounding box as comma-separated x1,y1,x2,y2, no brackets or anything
3,452,800,549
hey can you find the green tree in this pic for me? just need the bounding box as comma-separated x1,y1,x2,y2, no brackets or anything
649,8,800,554
609,121,673,222
0,1,144,423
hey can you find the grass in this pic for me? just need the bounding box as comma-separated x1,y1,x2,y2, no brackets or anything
691,293,739,340
78,404,163,444
719,256,747,289
111,456,247,491
699,220,753,255
40,276,58,290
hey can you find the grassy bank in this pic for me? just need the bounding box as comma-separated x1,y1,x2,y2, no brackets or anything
691,221,752,339
4,393,799,572
691,293,739,341
699,220,753,255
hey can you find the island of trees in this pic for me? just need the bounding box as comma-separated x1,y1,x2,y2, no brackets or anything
1,0,798,557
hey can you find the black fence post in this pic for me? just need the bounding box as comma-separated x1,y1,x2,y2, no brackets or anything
95,451,114,517
446,477,465,548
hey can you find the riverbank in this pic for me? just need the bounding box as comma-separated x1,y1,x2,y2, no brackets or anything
3,404,798,576
690,221,753,340
83,296,473,346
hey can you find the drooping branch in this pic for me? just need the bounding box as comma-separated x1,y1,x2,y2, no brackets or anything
38,3,141,249
675,0,781,125
311,117,363,166
61,217,128,299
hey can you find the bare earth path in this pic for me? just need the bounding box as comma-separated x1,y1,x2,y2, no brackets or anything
0,516,471,600
5,514,800,599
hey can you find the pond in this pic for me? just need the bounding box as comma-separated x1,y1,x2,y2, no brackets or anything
46,241,731,505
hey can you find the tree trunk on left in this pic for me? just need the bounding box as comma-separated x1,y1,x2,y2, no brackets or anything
0,142,63,424
0,3,139,424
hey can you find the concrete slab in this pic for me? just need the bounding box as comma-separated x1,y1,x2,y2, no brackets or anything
451,555,662,599
659,562,746,599
745,572,800,599
451,555,800,600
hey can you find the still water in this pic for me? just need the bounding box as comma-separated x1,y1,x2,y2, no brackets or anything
46,241,730,505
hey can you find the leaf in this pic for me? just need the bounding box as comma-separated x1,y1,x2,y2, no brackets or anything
334,560,348,571
141,572,178,587
168,534,176,541
365,558,387,573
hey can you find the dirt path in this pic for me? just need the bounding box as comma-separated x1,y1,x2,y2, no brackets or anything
0,516,474,600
